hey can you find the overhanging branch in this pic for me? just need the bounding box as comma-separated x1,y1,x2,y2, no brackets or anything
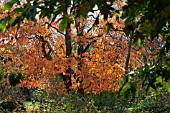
44,22,65,36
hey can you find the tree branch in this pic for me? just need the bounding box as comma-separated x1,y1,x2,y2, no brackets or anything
44,22,65,36
35,35,53,60
83,40,96,53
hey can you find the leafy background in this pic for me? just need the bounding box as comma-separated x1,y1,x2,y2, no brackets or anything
0,0,169,112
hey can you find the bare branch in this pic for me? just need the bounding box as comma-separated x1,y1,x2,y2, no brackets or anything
83,40,96,53
35,35,53,60
44,22,65,36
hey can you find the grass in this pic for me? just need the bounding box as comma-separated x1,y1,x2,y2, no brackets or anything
24,101,40,112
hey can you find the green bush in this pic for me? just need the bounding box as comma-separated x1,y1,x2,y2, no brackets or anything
31,88,169,112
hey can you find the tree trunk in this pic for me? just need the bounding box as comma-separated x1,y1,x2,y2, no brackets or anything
65,23,72,57
118,31,133,97
60,1,73,92
125,31,133,74
75,18,85,95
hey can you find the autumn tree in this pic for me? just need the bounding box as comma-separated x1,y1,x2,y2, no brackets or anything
0,0,124,92
1,0,169,96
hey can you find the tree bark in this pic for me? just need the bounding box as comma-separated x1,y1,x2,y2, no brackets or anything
60,1,73,92
118,31,134,97
65,22,72,57
125,31,133,74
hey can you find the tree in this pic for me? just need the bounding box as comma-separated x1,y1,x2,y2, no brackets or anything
0,0,123,92
1,0,168,96
117,0,170,98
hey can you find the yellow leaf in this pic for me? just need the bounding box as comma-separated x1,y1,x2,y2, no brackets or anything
107,69,112,74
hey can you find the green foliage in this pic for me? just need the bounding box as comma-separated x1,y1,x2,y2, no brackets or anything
21,89,170,112
123,0,170,41
3,1,15,11
59,15,73,32
0,100,25,112
0,0,170,112
32,89,47,102
0,18,7,32
8,72,25,87
117,0,170,100
0,0,116,32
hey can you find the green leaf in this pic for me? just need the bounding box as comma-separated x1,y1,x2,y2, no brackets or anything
59,17,67,32
0,18,6,24
0,18,7,32
13,7,27,13
155,76,162,84
4,1,15,11
17,72,25,80
13,8,22,13
67,17,73,24
123,75,128,83
9,19,15,26
119,75,128,88
136,38,141,45
163,81,170,92
119,81,124,88
121,85,131,98
116,11,122,18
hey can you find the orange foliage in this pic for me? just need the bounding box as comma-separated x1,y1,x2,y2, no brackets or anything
0,4,159,94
